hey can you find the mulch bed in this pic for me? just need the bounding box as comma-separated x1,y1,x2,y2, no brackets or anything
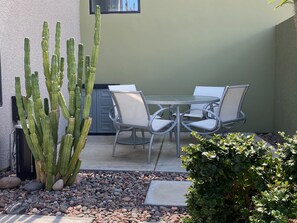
0,170,189,223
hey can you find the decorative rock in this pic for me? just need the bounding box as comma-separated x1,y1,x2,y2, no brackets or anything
74,175,82,185
52,179,64,191
122,196,131,202
6,202,27,214
23,181,43,192
0,176,21,189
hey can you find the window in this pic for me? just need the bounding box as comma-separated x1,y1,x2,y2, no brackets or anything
90,0,140,14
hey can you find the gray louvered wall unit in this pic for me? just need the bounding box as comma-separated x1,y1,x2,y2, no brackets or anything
82,84,118,134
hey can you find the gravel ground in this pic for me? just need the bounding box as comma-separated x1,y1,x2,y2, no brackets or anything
0,170,189,223
0,133,283,223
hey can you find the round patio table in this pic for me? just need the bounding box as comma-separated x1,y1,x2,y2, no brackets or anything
145,95,220,156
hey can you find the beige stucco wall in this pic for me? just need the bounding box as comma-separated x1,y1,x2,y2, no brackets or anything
275,17,297,135
81,0,293,133
0,1,80,170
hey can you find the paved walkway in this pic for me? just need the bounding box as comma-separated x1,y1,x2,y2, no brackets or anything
0,214,93,223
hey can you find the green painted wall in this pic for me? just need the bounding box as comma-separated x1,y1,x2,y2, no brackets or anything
80,0,292,132
275,17,297,135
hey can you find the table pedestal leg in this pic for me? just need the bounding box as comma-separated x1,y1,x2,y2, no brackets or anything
176,106,180,157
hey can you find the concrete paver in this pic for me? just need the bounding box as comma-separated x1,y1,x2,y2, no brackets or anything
0,214,93,223
144,180,192,206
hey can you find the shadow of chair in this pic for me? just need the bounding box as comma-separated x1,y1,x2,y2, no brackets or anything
110,91,177,163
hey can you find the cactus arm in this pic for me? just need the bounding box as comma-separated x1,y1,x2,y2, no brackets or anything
31,72,43,142
26,99,45,161
66,159,81,186
65,117,92,182
55,135,65,180
15,77,29,134
84,55,90,89
41,114,55,190
24,38,32,98
77,44,84,91
50,55,60,144
67,38,77,117
91,6,101,68
82,7,100,119
74,86,82,146
66,117,75,135
59,134,73,178
42,21,51,92
55,22,61,69
59,57,65,89
58,92,70,119
68,91,75,117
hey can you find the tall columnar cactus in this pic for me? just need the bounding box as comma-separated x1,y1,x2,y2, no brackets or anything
15,6,101,190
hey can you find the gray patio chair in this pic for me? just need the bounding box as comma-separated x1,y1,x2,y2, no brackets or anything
169,86,225,138
110,91,177,163
181,84,249,135
184,86,225,119
108,84,146,146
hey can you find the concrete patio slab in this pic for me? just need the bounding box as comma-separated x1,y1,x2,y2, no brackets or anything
144,180,192,206
0,214,93,223
154,134,195,173
80,132,271,172
80,132,164,171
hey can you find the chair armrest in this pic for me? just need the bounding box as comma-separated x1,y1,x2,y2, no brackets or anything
149,107,177,134
181,108,222,134
108,105,118,122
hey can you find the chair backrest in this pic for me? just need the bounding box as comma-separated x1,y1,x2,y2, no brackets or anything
108,84,137,117
110,91,150,127
218,85,249,122
191,86,225,113
108,84,137,91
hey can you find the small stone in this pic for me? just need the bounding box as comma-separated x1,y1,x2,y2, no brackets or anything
122,196,131,202
74,175,82,185
31,208,38,213
23,181,43,192
6,202,27,214
52,179,64,191
60,206,68,214
171,207,178,211
0,176,21,189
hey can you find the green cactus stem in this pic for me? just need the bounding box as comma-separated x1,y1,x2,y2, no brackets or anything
59,57,65,89
24,38,31,98
65,117,92,182
55,22,61,69
77,44,84,91
42,21,51,93
58,92,70,119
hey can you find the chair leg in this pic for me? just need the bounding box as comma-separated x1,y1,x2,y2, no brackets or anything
113,130,120,157
132,128,136,148
141,130,145,149
148,134,155,164
174,128,179,157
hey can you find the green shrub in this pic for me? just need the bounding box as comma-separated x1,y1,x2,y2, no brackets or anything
249,181,297,223
249,132,297,222
181,132,277,223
